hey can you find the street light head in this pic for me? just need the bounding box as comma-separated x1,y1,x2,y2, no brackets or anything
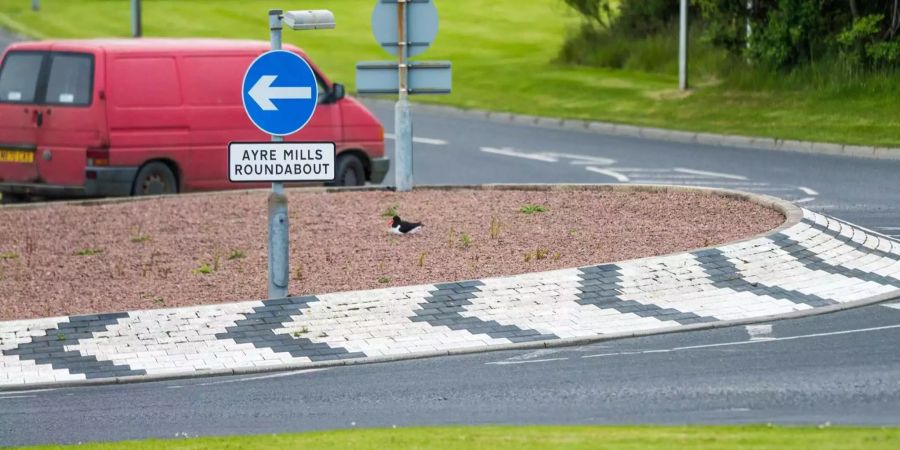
283,10,335,30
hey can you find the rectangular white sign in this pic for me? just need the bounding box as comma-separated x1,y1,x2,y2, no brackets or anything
228,142,336,182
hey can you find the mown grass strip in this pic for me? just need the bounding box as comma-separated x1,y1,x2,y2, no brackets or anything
11,425,900,450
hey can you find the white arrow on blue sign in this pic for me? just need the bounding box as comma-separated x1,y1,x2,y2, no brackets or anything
242,50,319,136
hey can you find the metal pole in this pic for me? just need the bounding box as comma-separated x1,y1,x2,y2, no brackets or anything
31,0,39,12
678,0,689,91
131,0,142,38
267,9,290,299
746,0,753,49
394,1,413,192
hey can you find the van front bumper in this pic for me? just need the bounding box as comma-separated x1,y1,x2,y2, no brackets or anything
369,157,390,184
85,166,138,197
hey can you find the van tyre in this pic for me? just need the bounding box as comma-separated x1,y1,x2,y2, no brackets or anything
329,154,366,187
133,162,178,196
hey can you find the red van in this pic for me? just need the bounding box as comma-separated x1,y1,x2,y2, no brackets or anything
0,39,388,201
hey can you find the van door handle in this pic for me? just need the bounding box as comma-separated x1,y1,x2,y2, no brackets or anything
34,110,43,127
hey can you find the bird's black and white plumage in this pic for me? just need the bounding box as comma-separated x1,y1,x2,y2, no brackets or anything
389,215,422,235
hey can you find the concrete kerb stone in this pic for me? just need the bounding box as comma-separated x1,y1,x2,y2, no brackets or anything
358,98,900,160
3,184,897,393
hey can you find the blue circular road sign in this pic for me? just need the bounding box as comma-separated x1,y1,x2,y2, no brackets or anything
242,50,319,136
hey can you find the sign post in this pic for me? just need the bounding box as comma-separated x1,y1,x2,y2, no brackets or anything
357,0,451,192
267,9,289,300
237,9,335,299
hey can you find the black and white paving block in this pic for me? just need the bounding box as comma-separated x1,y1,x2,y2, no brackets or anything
1,208,899,389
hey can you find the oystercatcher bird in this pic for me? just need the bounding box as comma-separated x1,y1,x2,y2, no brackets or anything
389,215,423,235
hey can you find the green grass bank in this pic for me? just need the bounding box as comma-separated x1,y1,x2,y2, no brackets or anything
1,0,898,147
9,426,900,450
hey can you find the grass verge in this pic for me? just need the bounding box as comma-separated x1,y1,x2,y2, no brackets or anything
10,425,900,450
0,0,898,147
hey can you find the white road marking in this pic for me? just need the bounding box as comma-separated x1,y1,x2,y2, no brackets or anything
550,152,616,166
167,368,327,388
195,369,327,386
795,197,817,204
673,168,748,180
884,303,900,310
384,133,448,146
798,186,819,196
0,395,35,400
581,323,900,359
480,146,558,162
585,166,630,182
880,227,900,231
500,349,566,362
486,357,569,365
745,324,774,341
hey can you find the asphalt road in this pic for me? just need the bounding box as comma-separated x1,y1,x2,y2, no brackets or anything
3,37,900,446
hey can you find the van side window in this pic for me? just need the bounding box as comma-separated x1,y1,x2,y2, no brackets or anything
0,52,44,104
45,53,93,106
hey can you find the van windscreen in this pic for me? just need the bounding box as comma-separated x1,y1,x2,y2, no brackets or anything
46,53,93,106
0,52,44,104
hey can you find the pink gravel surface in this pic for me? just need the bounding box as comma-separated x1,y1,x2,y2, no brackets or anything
0,188,783,321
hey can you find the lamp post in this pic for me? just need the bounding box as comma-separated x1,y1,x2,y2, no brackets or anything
264,8,335,299
678,0,689,91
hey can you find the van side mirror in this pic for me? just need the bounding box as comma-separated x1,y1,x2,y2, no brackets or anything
330,83,345,102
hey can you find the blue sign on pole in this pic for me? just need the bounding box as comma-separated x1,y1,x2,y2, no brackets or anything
242,50,319,136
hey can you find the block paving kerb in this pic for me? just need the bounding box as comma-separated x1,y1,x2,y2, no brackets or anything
1,198,899,389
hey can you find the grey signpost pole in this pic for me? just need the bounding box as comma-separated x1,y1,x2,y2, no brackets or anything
31,0,39,12
132,0,142,38
394,1,413,192
678,0,688,91
267,9,290,299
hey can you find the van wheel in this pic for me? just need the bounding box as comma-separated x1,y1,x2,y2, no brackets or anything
132,162,178,196
328,154,366,187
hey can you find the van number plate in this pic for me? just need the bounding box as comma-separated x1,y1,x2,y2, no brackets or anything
0,149,34,163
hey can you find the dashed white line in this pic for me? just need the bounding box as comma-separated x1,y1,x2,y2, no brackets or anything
795,197,817,204
485,357,569,365
195,369,327,386
480,146,558,162
673,168,748,180
0,395,35,400
798,186,819,196
746,324,774,341
884,303,900,310
165,368,327,389
384,133,448,146
585,166,630,182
